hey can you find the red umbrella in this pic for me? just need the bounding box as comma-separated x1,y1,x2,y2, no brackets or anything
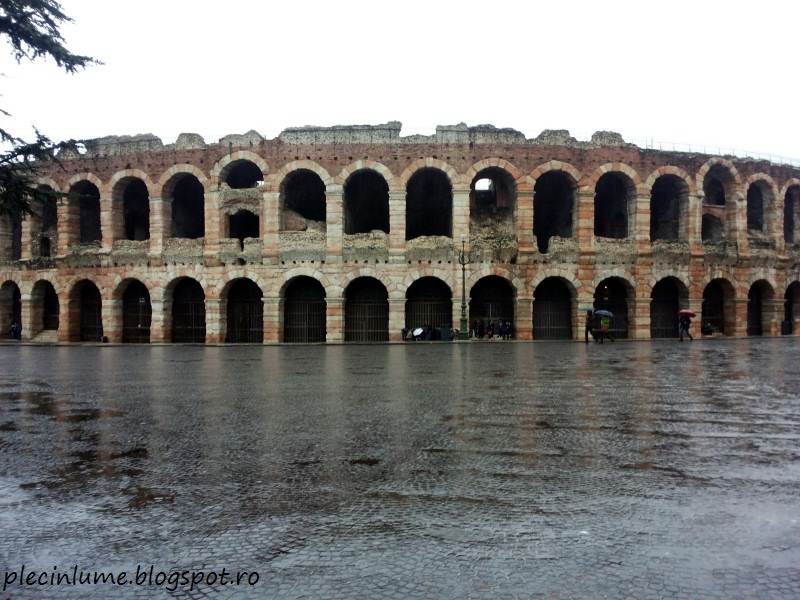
678,309,696,317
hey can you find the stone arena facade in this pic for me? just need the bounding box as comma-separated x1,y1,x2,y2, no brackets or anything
2,121,800,344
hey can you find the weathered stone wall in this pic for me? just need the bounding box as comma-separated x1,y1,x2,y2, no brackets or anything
1,121,798,344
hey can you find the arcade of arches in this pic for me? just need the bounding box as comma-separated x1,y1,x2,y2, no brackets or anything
2,123,800,343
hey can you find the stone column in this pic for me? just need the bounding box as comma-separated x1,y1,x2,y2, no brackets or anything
326,295,344,343
515,295,533,340
764,298,784,336
452,188,470,243
731,297,749,337
262,191,280,263
149,299,167,343
389,297,405,341
102,298,121,343
19,292,32,341
629,297,651,340
100,195,114,252
20,218,33,261
516,182,535,261
263,296,282,343
388,190,406,262
0,218,11,261
326,184,343,263
149,196,167,260
204,190,221,266
205,298,222,343
633,188,651,253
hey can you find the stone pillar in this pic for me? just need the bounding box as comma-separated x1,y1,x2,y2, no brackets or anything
629,297,651,340
149,299,167,343
19,292,32,341
388,190,406,262
516,182,535,260
149,197,167,259
0,217,11,261
61,296,76,342
20,218,33,261
101,298,120,343
204,190,221,266
58,196,79,255
205,298,222,343
263,296,281,343
633,188,651,253
389,297,405,341
731,297,749,337
452,188,470,243
262,191,280,263
100,195,114,252
515,295,533,340
764,298,784,336
326,184,343,263
326,295,344,343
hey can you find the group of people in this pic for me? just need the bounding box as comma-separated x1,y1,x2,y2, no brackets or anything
471,319,512,340
402,325,455,341
584,310,615,343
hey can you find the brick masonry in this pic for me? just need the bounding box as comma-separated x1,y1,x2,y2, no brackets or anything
1,122,799,343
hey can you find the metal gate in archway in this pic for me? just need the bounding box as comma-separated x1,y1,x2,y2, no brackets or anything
702,281,725,334
345,278,389,342
747,285,763,336
406,277,452,337
43,283,59,330
172,279,206,343
79,284,103,342
227,279,263,343
594,279,629,339
533,278,571,340
470,276,515,336
284,278,326,343
650,280,679,339
122,281,151,343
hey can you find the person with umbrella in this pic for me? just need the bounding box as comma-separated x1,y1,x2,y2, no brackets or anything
679,309,694,341
580,307,595,343
595,310,614,343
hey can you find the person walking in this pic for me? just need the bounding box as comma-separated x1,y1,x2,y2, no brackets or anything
679,313,693,341
584,310,594,343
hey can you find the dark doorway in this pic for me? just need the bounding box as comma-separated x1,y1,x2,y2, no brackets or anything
406,168,452,240
282,169,326,223
0,282,22,339
72,181,101,243
225,160,263,189
533,277,571,340
345,277,389,342
122,179,150,241
534,171,575,253
406,277,452,336
747,283,765,336
122,280,151,343
650,175,685,241
229,210,260,250
78,282,103,342
227,279,263,343
650,279,680,338
42,282,59,331
594,278,629,339
172,278,206,343
171,175,205,239
284,277,326,343
702,280,726,334
344,169,390,234
594,173,632,239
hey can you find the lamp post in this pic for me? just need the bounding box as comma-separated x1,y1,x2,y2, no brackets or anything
458,233,469,340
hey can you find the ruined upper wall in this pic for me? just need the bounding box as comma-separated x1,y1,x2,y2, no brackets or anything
68,122,639,159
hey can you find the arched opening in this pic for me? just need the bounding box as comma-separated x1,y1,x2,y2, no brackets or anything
281,169,326,227
469,275,515,339
10,215,22,260
31,280,59,333
344,277,389,342
121,178,150,241
532,277,572,340
122,280,151,343
651,175,688,241
171,278,206,343
228,210,259,250
406,168,452,240
784,282,800,334
170,175,205,239
701,279,734,335
226,279,263,343
0,281,22,339
702,214,724,241
34,186,58,257
784,185,800,244
703,176,726,206
73,280,102,342
594,278,630,339
406,277,452,338
650,278,682,338
224,160,263,189
746,183,765,232
534,171,575,253
747,280,774,336
594,172,634,239
71,180,101,243
343,169,390,234
283,277,326,343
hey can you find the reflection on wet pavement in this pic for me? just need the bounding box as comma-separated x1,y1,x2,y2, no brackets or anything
0,340,799,598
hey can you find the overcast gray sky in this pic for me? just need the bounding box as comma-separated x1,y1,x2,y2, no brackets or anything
1,0,797,160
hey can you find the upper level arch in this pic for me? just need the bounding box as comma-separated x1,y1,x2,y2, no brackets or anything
342,167,390,234
696,158,741,206
210,151,269,188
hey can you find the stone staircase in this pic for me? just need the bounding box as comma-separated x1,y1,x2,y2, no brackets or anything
28,329,59,344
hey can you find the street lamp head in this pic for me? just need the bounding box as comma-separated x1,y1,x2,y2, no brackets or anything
461,233,466,244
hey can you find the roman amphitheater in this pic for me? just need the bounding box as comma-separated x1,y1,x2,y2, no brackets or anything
1,122,799,343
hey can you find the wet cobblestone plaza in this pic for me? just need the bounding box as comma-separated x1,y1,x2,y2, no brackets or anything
1,339,799,599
